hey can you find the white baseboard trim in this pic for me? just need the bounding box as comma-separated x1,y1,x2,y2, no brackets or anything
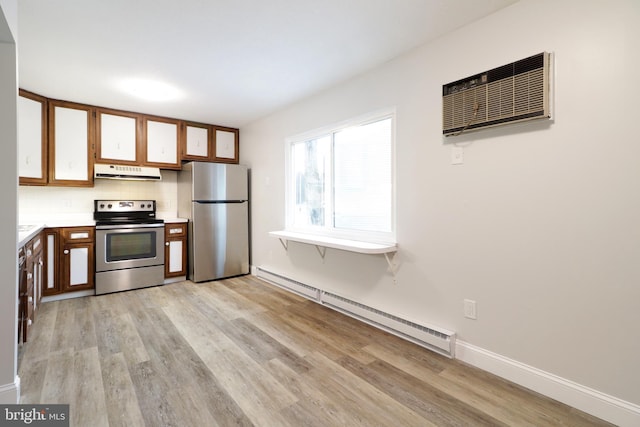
41,289,94,303
164,276,187,285
456,340,640,427
0,376,20,404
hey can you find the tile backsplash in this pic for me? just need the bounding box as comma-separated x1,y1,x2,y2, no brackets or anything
19,170,179,222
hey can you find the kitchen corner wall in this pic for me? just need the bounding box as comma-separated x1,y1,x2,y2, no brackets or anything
240,0,640,422
1,0,19,404
18,171,179,222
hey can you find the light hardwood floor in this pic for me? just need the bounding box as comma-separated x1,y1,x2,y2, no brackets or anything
18,276,611,427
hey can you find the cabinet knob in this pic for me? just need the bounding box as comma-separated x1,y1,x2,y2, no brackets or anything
63,249,70,255
27,319,32,326
28,296,33,303
165,242,170,246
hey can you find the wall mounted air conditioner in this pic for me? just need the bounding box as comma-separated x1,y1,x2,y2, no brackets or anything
442,52,551,137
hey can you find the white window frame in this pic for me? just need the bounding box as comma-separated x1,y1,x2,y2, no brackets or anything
284,108,396,245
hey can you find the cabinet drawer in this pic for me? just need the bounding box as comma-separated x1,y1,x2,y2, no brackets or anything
30,234,43,254
24,241,33,258
165,223,187,238
60,226,95,243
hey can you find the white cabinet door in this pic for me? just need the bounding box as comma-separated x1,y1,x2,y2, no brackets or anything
215,129,236,160
184,124,210,159
145,119,179,167
45,233,57,293
49,101,93,186
18,96,44,179
168,240,183,273
18,91,47,184
53,107,88,181
214,127,239,163
98,111,138,163
68,247,89,286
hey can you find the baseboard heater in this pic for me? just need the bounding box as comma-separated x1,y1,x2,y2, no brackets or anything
255,267,456,358
255,268,321,300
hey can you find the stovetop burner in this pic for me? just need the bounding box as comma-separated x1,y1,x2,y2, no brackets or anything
94,199,162,225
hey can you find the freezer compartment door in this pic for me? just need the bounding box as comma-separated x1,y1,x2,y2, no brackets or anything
191,201,249,282
192,162,248,201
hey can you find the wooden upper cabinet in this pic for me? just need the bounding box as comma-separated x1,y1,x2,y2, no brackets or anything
18,90,48,185
213,126,239,164
143,117,180,169
19,90,240,178
96,108,141,165
181,122,212,161
48,100,94,187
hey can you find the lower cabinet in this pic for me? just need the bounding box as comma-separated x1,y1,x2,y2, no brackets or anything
28,232,44,310
18,231,43,343
43,226,95,296
165,222,187,278
18,245,26,343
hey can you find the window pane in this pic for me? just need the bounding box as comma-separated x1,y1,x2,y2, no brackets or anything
334,118,392,232
292,135,331,228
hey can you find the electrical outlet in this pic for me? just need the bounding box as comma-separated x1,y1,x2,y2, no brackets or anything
464,299,477,319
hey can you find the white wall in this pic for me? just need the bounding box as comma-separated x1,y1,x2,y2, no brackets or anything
0,0,15,38
241,0,640,419
18,172,179,222
0,0,19,404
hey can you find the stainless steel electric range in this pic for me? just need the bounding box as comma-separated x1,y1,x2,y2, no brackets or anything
94,200,165,295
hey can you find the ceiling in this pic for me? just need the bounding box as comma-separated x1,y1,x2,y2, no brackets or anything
17,0,518,128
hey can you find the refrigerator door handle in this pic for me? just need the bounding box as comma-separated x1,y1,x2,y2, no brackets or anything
194,200,247,204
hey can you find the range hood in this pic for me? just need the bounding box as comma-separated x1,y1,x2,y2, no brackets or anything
94,164,162,181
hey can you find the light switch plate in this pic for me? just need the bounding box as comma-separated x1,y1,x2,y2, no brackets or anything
451,146,464,165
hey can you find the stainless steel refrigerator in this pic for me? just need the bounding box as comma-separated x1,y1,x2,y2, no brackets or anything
178,162,250,282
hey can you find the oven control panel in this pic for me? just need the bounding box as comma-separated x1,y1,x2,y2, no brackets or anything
95,200,156,213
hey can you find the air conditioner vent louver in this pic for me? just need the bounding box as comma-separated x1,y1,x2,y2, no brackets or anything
443,52,551,136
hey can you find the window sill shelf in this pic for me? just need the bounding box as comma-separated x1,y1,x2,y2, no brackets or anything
269,230,398,278
269,230,396,254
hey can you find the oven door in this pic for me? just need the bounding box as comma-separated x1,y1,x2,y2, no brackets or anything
95,223,164,273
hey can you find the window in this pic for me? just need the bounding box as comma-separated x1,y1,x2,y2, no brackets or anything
286,110,395,244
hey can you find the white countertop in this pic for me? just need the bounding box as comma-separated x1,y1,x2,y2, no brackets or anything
161,217,188,223
18,215,188,247
19,214,95,247
18,224,46,247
